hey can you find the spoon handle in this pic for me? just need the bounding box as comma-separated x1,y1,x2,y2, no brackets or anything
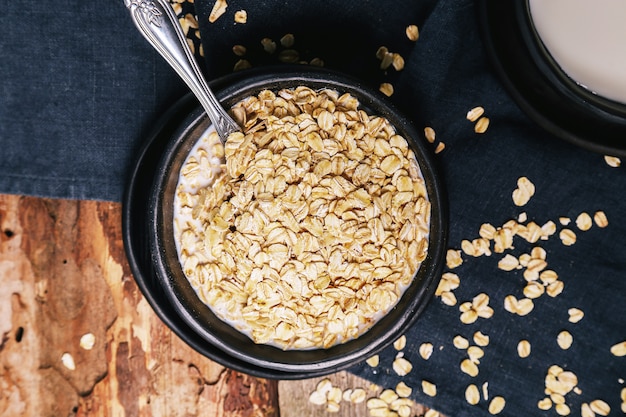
125,0,240,141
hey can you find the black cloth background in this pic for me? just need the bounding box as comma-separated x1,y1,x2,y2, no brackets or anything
1,0,625,416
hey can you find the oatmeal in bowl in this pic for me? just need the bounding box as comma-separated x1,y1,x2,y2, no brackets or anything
149,67,447,374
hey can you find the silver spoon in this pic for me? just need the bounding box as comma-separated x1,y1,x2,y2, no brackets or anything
125,0,241,143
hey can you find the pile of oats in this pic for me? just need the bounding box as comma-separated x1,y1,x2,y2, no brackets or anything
174,86,431,349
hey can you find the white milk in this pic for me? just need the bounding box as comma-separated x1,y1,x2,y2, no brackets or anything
529,0,626,104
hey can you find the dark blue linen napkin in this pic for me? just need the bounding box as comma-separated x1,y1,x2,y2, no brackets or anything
0,0,187,201
194,1,626,416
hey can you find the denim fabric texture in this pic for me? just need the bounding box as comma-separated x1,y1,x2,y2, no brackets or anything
2,0,625,416
0,0,186,201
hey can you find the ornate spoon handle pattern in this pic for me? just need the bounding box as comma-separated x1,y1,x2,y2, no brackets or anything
125,0,240,142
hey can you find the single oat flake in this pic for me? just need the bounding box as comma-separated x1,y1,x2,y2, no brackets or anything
474,116,490,134
234,10,247,24
422,380,437,397
379,82,394,97
61,352,76,371
610,340,626,356
465,384,480,405
594,210,609,228
517,340,531,358
466,106,485,122
604,155,621,167
406,24,419,41
80,333,96,350
419,342,434,360
393,357,413,376
488,396,506,415
512,176,535,206
424,127,436,143
208,0,227,23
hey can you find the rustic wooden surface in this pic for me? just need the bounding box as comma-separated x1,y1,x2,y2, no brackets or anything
0,194,429,417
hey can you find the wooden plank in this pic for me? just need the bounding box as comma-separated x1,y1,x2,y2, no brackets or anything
0,195,278,417
278,371,429,417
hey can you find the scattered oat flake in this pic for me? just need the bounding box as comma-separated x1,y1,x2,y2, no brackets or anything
610,340,626,356
446,249,463,269
581,403,594,417
261,37,277,53
232,44,246,56
466,106,485,122
575,212,593,231
419,342,434,360
424,126,436,143
424,410,440,417
604,155,621,167
422,380,437,397
568,308,584,323
380,389,399,405
309,57,324,67
80,333,96,350
460,358,479,377
392,357,413,376
380,51,394,70
396,382,412,398
488,396,506,415
61,352,76,371
392,53,405,71
280,33,295,48
435,142,445,154
393,335,407,350
376,46,388,60
465,384,480,405
467,346,484,363
327,387,342,404
498,253,520,271
590,399,611,416
350,388,367,403
208,0,227,23
517,340,531,358
453,335,470,350
379,83,394,97
406,24,419,41
512,176,535,206
366,397,387,410
517,298,535,315
555,403,571,416
474,116,490,134
559,228,577,246
440,291,457,306
473,331,490,347
233,59,251,71
538,397,553,410
546,280,565,297
234,10,247,23
278,49,299,63
557,330,573,350
308,389,326,405
366,355,380,367
594,211,609,227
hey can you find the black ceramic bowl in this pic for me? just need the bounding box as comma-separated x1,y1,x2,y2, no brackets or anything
142,66,447,376
477,0,626,158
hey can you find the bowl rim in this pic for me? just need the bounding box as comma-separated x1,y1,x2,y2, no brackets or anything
148,66,448,373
